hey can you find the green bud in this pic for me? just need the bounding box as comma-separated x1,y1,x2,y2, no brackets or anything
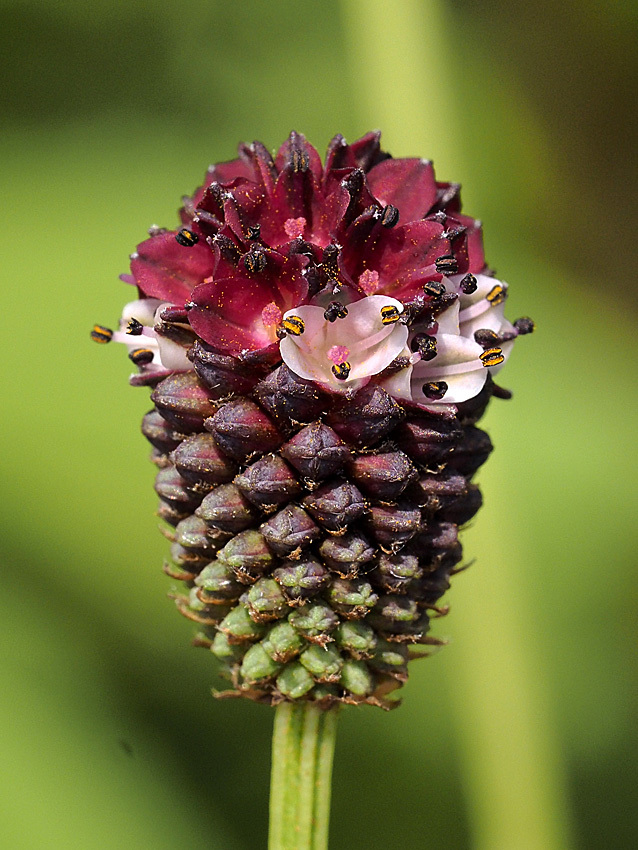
299,644,343,682
217,530,274,583
211,630,246,663
276,662,315,699
340,659,374,697
326,579,379,619
288,603,339,643
334,620,378,658
245,578,289,622
218,604,267,643
261,621,304,663
369,639,409,679
311,683,339,702
240,643,282,683
195,560,243,603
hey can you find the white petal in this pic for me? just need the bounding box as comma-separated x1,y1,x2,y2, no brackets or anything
156,337,193,371
434,301,460,336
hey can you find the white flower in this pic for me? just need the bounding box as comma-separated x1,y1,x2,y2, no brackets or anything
279,295,408,392
111,299,192,372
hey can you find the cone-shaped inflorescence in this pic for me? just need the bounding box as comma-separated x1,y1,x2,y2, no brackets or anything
96,132,533,709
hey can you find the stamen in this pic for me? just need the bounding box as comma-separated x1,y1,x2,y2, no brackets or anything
247,224,261,240
284,217,306,239
358,269,380,295
323,301,348,322
327,345,350,364
175,228,199,247
514,317,535,335
433,211,447,225
127,318,144,335
423,281,446,298
380,205,400,228
474,328,499,347
282,316,305,336
290,146,310,173
411,333,437,361
331,361,351,381
322,244,339,280
422,381,448,400
129,348,155,366
380,305,401,325
435,255,459,274
459,273,478,294
243,248,267,273
91,324,113,343
262,302,283,327
486,284,507,305
479,347,505,367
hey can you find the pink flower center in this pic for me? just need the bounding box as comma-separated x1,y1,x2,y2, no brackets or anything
262,302,283,327
358,269,380,295
284,217,306,239
327,345,350,364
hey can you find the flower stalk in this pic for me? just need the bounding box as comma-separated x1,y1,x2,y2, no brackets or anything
269,703,339,850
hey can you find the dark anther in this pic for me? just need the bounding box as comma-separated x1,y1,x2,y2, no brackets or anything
290,147,310,173
324,301,348,322
247,224,261,241
90,324,113,344
243,249,267,273
474,328,499,347
514,317,535,335
128,348,155,366
322,244,340,280
175,228,199,247
159,306,190,324
459,273,478,294
380,204,400,228
422,381,448,400
184,301,196,311
411,333,438,361
331,362,351,381
479,347,505,367
423,280,446,298
126,318,144,335
435,255,459,275
380,305,401,325
433,211,447,225
486,284,507,305
282,316,305,336
276,326,287,340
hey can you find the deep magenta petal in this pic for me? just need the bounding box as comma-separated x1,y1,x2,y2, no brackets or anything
367,158,437,223
131,232,215,304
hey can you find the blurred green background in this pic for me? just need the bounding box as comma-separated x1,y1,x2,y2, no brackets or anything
1,1,636,848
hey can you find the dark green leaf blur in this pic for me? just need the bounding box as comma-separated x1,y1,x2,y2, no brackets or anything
1,1,636,848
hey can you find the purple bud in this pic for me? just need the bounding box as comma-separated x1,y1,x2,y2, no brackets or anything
188,339,263,397
280,422,350,481
409,522,462,570
172,432,237,485
413,565,453,605
395,415,462,466
446,426,493,475
328,385,404,448
273,558,330,605
235,455,301,509
196,484,258,533
368,595,426,637
170,541,209,573
141,409,183,453
174,514,224,559
348,451,417,501
439,484,483,524
367,503,421,552
318,531,376,578
195,560,244,604
154,465,203,512
205,399,281,461
260,505,321,557
151,372,218,433
254,364,328,428
303,480,367,532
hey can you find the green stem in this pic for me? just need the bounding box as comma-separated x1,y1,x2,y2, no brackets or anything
269,702,339,850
